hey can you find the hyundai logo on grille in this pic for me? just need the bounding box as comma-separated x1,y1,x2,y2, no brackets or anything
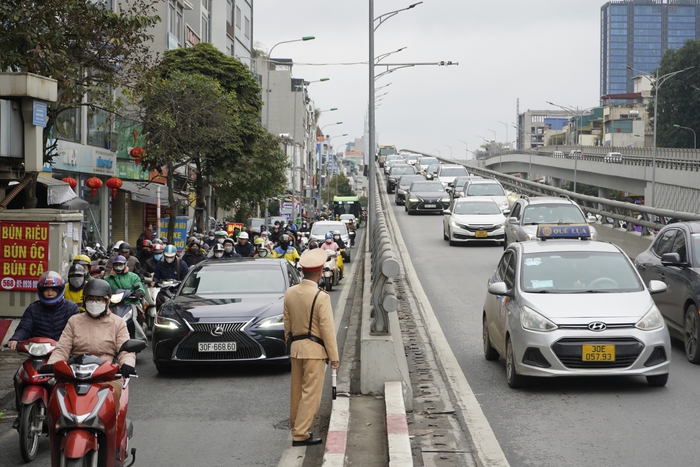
211,326,224,337
588,322,607,332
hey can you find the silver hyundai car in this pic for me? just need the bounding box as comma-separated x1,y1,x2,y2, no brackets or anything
483,225,670,388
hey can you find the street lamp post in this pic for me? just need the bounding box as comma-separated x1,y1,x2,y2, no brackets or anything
547,101,595,193
369,1,423,235
265,36,315,130
445,145,452,159
626,64,693,207
673,124,697,150
499,121,511,149
459,140,468,160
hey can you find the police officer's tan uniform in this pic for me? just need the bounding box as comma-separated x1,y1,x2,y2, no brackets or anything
283,249,339,444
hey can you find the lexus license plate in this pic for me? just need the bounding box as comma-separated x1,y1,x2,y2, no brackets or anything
424,204,436,208
198,342,237,352
475,231,488,238
582,344,615,361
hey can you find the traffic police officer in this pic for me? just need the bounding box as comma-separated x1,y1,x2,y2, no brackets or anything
283,248,340,446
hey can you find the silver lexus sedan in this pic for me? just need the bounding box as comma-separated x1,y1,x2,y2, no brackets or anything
483,225,670,388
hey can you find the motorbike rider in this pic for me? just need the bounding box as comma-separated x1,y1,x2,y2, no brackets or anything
105,256,146,306
153,244,189,284
254,237,270,258
320,232,339,252
106,242,141,276
261,231,274,251
45,279,137,413
322,232,343,280
298,221,310,233
204,230,217,249
215,230,228,245
183,237,206,266
272,234,300,263
221,237,241,258
269,224,282,245
211,243,226,259
307,240,320,250
64,264,88,312
7,272,79,416
143,243,163,276
138,239,153,265
235,231,255,257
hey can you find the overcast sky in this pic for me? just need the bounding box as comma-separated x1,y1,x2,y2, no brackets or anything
254,1,602,159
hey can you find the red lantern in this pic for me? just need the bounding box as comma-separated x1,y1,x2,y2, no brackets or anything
61,177,77,189
85,177,103,197
129,146,145,165
106,177,123,199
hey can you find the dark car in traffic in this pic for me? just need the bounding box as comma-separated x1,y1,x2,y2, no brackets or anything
152,258,300,373
394,174,426,205
634,221,700,363
404,180,450,215
386,164,416,194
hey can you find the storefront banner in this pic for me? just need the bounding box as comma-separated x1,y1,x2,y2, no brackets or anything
159,218,188,252
0,221,50,291
226,223,244,236
116,161,149,181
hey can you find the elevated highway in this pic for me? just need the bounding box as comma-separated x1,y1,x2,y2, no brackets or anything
478,145,700,213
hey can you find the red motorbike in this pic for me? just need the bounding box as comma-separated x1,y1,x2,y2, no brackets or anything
44,339,146,467
12,337,57,462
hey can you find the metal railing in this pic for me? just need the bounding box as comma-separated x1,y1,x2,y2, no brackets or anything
404,150,700,236
368,171,400,334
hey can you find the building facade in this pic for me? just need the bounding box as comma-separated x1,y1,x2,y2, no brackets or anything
601,0,700,97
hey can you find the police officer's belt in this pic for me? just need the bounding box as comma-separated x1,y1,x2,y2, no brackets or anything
287,289,325,348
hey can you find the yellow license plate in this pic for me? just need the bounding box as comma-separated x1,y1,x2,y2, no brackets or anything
582,344,615,361
475,231,488,238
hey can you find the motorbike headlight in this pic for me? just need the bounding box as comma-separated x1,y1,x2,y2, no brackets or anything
635,305,664,331
154,316,182,330
122,308,133,322
521,306,558,332
27,342,55,357
257,314,285,329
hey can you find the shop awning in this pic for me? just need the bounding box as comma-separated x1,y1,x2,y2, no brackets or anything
119,180,187,207
36,176,78,205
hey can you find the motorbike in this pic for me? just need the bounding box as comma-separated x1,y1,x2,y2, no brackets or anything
85,243,109,277
141,273,159,334
321,250,339,291
348,229,357,247
155,280,180,313
44,339,147,467
110,288,148,345
9,338,57,462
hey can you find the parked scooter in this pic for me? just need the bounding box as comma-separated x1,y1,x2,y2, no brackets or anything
44,339,147,467
110,288,148,344
6,337,57,462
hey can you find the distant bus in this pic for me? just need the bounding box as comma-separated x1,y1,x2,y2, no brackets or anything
377,144,397,167
333,196,362,219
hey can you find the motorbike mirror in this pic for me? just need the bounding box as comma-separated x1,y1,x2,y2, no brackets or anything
118,339,148,355
132,283,141,290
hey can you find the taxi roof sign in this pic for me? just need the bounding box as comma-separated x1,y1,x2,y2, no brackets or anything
536,224,591,240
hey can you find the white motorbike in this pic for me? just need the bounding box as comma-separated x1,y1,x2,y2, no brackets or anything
322,250,339,291
142,273,159,335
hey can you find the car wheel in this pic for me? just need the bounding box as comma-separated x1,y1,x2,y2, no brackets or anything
483,316,499,361
646,373,669,387
404,204,408,212
448,229,456,246
684,304,700,363
506,338,524,388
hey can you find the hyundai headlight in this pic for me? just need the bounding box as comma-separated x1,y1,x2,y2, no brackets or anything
521,306,557,332
635,305,664,331
257,314,285,329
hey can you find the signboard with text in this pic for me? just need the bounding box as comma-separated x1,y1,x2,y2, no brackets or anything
226,223,244,236
0,221,50,291
159,217,188,252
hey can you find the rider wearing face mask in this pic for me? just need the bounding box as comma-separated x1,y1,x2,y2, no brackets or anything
105,255,146,303
235,231,256,258
272,234,301,263
254,237,270,258
144,243,163,281
46,279,136,412
211,243,226,259
154,244,189,283
183,237,206,267
64,264,88,312
221,237,241,258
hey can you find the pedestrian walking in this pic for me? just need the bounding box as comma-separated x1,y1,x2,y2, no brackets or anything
283,248,339,446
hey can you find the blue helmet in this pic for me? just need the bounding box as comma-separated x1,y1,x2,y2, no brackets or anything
37,271,66,306
164,244,177,257
325,232,333,240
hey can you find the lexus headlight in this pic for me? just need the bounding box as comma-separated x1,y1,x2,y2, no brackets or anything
440,197,451,203
154,316,182,330
257,314,285,329
521,306,557,332
635,305,664,331
408,198,419,203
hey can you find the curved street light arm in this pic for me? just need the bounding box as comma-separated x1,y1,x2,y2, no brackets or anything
376,47,407,64
374,2,423,31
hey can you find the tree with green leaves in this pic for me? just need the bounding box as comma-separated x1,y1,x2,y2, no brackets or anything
649,39,700,148
321,174,355,204
0,0,160,207
137,72,240,241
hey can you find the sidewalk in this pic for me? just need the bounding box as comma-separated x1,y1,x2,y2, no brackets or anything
0,319,21,421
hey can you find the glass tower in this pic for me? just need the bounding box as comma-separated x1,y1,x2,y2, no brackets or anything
601,0,700,97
